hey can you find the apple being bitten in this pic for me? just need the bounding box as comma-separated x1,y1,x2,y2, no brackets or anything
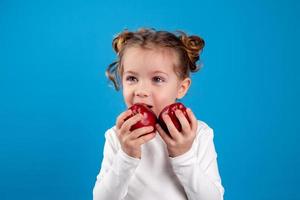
125,103,157,133
158,102,191,135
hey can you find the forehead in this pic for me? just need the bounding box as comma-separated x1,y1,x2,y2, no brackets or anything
122,46,180,73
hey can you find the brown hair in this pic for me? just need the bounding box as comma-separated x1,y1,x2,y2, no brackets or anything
106,28,205,90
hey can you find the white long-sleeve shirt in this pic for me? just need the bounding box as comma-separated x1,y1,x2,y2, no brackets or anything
93,120,224,200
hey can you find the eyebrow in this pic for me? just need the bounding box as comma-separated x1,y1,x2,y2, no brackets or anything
124,70,169,76
124,70,138,75
151,70,168,76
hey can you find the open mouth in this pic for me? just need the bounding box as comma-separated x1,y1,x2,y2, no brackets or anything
146,105,153,109
139,103,153,110
133,102,154,110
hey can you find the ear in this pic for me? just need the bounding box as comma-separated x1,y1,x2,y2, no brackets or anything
176,77,191,99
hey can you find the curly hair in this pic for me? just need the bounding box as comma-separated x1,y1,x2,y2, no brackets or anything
106,28,205,90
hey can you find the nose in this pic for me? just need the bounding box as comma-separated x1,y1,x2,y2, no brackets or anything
135,81,150,98
136,90,149,98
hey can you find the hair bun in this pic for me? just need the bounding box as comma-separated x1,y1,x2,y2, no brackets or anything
178,33,205,72
184,35,205,52
112,31,134,53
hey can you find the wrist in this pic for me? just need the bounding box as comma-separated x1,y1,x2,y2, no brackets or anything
122,147,141,159
168,145,193,158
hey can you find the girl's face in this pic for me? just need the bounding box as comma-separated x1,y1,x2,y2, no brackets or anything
121,46,191,116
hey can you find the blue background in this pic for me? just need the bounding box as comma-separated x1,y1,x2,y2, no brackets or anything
0,0,299,199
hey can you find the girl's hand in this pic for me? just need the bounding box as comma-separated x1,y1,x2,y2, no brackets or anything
115,110,156,159
156,108,198,157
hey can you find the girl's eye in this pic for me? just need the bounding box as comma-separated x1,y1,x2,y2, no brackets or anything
126,76,137,82
152,76,165,83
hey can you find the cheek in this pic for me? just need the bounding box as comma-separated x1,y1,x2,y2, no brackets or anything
153,89,178,113
122,87,132,106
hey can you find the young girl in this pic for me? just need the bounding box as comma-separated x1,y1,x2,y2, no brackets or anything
93,28,224,200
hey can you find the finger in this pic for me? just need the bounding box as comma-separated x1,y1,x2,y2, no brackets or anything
116,109,132,129
186,108,198,132
155,123,174,145
162,114,181,140
130,126,154,139
121,113,143,134
135,132,156,146
175,109,191,134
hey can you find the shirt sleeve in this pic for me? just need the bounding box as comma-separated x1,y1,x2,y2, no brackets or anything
170,125,225,200
93,128,140,200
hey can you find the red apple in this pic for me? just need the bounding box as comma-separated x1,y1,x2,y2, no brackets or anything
158,102,191,135
125,103,157,132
